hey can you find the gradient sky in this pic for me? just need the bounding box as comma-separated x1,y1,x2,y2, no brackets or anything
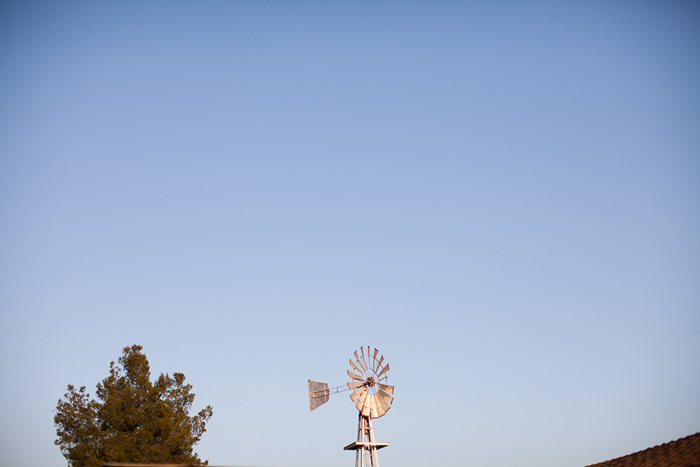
1,2,699,467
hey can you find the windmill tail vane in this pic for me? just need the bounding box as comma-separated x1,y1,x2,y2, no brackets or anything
308,381,353,411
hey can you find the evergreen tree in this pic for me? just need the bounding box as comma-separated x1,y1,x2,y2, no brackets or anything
55,345,213,467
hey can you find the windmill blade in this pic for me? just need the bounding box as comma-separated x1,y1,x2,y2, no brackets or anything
356,390,368,411
374,355,384,372
375,392,391,414
354,351,366,371
379,384,394,394
363,390,372,411
349,359,361,373
347,381,364,390
377,363,390,378
375,399,387,417
350,387,366,403
362,404,371,417
360,347,369,372
369,394,379,419
370,348,379,373
347,370,364,381
378,388,394,405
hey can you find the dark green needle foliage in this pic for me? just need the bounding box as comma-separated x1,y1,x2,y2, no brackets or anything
55,345,213,467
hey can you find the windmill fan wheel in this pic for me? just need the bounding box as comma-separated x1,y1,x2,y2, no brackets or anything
347,346,394,418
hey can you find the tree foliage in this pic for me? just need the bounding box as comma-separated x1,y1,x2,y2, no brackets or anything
55,345,213,467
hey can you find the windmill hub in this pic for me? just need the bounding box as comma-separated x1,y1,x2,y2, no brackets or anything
366,376,375,387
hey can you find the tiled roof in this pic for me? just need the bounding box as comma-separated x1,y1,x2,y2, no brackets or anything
586,432,700,467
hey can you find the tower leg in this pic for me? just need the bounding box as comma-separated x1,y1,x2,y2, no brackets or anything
354,413,380,467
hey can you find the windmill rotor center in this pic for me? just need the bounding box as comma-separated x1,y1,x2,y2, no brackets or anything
365,376,375,387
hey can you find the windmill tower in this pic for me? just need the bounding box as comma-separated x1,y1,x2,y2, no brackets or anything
308,346,395,467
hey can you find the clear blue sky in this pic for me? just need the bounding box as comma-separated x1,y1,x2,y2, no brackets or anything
1,2,698,467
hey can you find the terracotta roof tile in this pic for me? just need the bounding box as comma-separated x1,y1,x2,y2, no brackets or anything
586,432,700,467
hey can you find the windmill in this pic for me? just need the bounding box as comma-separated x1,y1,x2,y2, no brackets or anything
308,346,395,467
